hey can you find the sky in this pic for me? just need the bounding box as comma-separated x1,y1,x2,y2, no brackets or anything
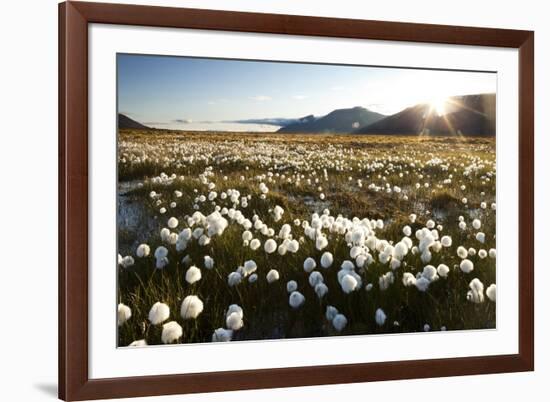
118,53,497,131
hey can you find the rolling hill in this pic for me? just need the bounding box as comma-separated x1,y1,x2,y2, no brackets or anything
277,106,385,134
118,114,150,130
355,94,496,136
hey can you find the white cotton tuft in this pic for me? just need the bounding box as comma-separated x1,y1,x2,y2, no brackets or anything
402,272,416,287
326,305,339,321
289,291,305,308
315,283,328,299
286,280,298,293
120,256,135,269
460,259,474,273
179,228,192,242
242,230,253,242
167,217,179,229
315,235,328,251
161,321,182,344
489,248,497,259
117,303,132,326
128,339,147,347
421,265,438,282
136,244,150,258
403,225,412,236
379,271,394,291
320,252,334,269
393,242,409,260
154,246,169,260
185,266,202,284
266,269,280,283
415,277,431,292
457,246,468,259
204,255,214,269
279,224,292,239
226,304,244,320
475,232,486,243
273,205,284,221
198,235,210,246
420,250,432,264
379,252,390,264
303,257,317,273
287,239,300,253
227,271,242,287
375,308,387,326
390,258,401,271
249,238,261,250
156,256,169,269
180,295,204,319
332,314,348,332
472,219,481,230
160,228,170,242
212,328,233,342
308,271,324,287
437,264,450,278
341,274,358,294
441,236,452,247
243,260,257,276
248,273,258,283
467,278,485,303
486,283,496,302
205,211,228,237
356,254,367,269
226,312,244,330
341,260,355,271
148,301,170,325
264,239,277,254
168,233,179,245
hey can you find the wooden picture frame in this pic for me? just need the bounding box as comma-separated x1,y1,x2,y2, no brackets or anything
59,1,534,400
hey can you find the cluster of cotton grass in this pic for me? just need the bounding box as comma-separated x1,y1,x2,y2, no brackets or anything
117,133,497,346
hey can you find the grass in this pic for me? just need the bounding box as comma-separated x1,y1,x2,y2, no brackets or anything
117,130,496,346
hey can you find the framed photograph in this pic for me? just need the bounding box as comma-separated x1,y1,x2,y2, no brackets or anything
59,1,534,400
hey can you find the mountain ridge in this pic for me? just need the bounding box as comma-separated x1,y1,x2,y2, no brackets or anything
118,93,496,136
355,93,496,136
118,113,150,130
277,106,386,134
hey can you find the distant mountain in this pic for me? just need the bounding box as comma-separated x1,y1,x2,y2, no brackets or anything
356,94,496,136
277,107,386,134
118,114,149,130
231,117,303,127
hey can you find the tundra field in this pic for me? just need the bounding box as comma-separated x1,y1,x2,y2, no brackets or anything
117,130,496,347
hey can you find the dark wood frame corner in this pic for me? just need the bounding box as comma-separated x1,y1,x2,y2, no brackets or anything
59,1,534,400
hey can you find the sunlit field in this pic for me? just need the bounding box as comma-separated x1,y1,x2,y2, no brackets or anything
117,130,496,347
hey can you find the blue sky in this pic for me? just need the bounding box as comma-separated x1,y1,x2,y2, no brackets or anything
118,54,496,131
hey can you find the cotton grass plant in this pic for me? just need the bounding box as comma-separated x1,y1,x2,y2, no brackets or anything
117,131,496,346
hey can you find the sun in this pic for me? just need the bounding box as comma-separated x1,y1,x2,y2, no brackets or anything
430,97,448,116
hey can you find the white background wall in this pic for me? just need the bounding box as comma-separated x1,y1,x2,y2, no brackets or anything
0,0,546,401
